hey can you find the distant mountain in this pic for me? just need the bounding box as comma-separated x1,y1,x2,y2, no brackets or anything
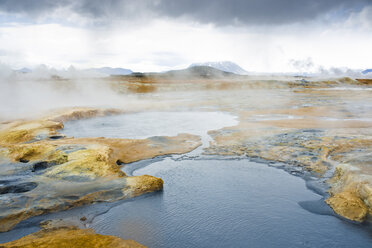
362,69,372,74
127,66,239,79
189,61,247,75
16,67,32,73
165,66,237,78
92,67,133,76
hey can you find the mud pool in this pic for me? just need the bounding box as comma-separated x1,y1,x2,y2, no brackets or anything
1,111,372,247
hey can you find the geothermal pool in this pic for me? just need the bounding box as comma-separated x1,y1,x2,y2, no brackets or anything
63,111,372,247
1,111,371,247
91,158,372,248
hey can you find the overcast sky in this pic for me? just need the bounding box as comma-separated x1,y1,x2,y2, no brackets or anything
0,0,371,72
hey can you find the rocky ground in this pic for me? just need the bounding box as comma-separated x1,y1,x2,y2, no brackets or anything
0,108,200,233
0,76,371,246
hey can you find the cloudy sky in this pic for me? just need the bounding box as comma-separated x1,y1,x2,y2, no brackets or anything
0,0,371,72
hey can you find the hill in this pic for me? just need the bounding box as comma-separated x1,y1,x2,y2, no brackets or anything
189,61,247,74
127,66,238,79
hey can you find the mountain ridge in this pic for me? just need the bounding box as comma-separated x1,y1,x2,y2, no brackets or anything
125,65,239,79
90,67,133,75
189,61,247,75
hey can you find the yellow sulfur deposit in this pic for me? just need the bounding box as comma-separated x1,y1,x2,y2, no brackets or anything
0,226,146,248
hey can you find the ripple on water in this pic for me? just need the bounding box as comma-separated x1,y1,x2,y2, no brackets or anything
90,159,372,248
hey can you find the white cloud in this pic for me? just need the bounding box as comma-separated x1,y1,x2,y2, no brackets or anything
0,9,371,73
345,6,372,31
0,23,91,68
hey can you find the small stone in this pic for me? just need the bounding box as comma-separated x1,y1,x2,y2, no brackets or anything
19,158,29,163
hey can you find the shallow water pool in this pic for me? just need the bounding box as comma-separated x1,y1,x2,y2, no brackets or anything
61,111,372,247
62,111,238,140
90,158,372,248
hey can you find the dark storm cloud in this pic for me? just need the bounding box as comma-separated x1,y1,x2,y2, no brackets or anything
0,0,146,18
156,0,372,25
0,0,68,16
0,0,371,25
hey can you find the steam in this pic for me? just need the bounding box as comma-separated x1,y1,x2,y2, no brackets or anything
289,58,315,73
315,66,372,78
0,64,137,121
0,62,371,122
288,59,372,78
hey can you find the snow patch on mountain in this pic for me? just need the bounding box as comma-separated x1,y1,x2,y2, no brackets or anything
91,67,133,76
189,61,248,75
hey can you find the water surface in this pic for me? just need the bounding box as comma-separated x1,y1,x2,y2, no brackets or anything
91,158,372,248
62,111,238,140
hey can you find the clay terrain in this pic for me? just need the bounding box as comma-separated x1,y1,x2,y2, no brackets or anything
1,68,372,246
